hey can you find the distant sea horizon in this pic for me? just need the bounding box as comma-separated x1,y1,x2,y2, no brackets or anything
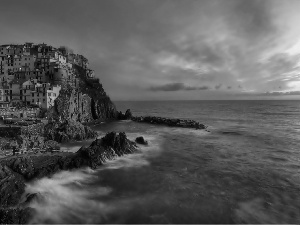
114,99,300,101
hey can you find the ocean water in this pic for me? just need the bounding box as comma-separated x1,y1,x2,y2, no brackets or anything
26,100,300,224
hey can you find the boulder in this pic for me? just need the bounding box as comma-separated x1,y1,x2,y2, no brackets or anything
135,136,148,145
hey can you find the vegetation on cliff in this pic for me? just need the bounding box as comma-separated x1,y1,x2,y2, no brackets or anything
44,120,97,143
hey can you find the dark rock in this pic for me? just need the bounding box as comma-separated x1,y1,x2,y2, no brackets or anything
131,116,207,130
76,132,137,168
0,207,34,224
135,136,148,145
44,120,97,143
117,109,132,120
0,164,25,207
124,109,132,119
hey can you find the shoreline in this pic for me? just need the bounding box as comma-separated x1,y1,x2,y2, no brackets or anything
0,131,138,224
0,114,208,224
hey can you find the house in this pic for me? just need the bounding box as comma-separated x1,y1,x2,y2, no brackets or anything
0,43,94,110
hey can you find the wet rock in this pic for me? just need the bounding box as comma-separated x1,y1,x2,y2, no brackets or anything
135,136,148,145
75,132,137,168
131,116,207,130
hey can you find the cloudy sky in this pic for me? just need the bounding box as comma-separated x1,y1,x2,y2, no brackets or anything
1,0,300,100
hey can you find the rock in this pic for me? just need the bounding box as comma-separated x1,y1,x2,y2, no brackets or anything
131,116,207,130
135,136,148,145
45,65,117,123
0,207,34,224
117,109,132,120
76,132,137,168
44,120,97,143
0,164,26,207
124,109,132,119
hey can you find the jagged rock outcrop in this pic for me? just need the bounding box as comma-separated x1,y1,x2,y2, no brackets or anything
74,132,137,169
135,136,148,145
0,132,137,224
117,109,132,120
44,120,97,143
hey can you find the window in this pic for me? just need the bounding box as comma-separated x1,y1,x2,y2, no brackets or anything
48,93,51,96
43,99,45,103
32,99,34,102
32,93,34,97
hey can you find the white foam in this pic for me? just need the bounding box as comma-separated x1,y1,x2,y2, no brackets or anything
101,133,163,170
26,168,113,223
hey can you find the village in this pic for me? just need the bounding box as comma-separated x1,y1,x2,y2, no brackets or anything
0,42,96,157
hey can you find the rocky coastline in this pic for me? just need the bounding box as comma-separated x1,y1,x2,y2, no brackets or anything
0,132,138,224
132,115,208,130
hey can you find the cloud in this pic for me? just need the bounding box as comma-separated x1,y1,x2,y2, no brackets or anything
261,91,300,96
149,83,210,91
215,84,222,90
0,0,300,100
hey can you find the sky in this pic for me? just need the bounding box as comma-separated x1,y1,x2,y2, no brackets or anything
1,0,300,100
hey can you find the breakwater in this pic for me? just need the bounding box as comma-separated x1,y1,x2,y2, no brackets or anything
131,116,207,130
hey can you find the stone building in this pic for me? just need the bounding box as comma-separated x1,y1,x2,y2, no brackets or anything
0,42,93,109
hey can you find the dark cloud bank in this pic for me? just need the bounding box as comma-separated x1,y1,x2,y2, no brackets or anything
149,83,210,92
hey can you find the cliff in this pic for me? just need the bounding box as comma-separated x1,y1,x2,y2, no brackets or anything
0,132,137,223
46,65,117,123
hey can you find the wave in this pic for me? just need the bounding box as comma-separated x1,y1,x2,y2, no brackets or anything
25,168,113,223
25,132,163,223
221,131,243,136
103,133,163,170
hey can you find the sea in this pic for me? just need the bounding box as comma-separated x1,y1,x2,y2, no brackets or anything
25,100,300,224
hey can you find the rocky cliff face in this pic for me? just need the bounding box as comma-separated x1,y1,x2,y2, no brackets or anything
47,65,117,123
44,120,98,143
0,132,137,223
